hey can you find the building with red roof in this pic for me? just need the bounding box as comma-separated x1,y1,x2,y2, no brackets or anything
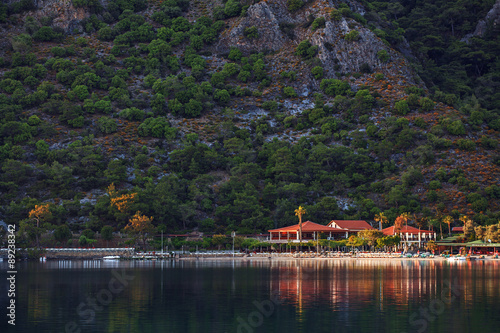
268,221,347,243
382,225,436,247
327,220,376,235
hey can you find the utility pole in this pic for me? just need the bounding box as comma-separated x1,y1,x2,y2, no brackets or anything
232,231,236,258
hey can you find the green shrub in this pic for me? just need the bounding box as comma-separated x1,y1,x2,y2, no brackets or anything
72,85,90,101
0,79,23,93
243,26,259,39
184,99,203,117
456,139,475,151
419,97,434,111
354,89,374,112
237,70,251,82
480,135,498,150
311,17,326,31
33,26,61,42
377,49,390,62
119,107,145,121
374,73,384,81
28,115,42,126
428,180,441,190
190,35,203,50
283,86,297,98
214,89,231,105
446,120,466,135
280,71,296,81
224,0,241,18
137,117,177,139
94,100,112,113
228,47,243,61
401,166,423,187
394,100,410,115
287,0,304,12
359,63,372,73
295,40,318,59
352,13,367,25
414,117,427,128
262,101,278,111
11,33,33,52
97,26,114,41
24,75,39,88
222,62,240,77
320,79,350,96
344,30,360,41
330,8,342,21
97,116,117,134
311,66,324,79
51,47,66,57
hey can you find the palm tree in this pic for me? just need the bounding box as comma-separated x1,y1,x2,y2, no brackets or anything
443,215,453,236
295,206,306,249
374,212,388,229
400,212,410,227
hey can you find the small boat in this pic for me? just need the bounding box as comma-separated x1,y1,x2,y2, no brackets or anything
447,256,466,261
103,256,120,260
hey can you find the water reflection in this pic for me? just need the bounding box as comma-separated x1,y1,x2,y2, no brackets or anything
269,259,500,312
4,259,500,333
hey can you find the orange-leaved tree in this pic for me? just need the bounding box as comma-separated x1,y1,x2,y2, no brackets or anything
111,193,137,213
394,216,404,234
29,204,52,248
125,211,154,249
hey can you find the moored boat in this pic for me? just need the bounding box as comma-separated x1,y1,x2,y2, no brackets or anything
103,255,120,260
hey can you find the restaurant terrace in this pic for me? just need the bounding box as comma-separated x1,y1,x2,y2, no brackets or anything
268,221,348,243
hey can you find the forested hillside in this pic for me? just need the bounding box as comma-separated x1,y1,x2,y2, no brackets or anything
0,0,498,244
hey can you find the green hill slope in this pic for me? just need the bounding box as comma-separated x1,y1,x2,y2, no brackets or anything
0,0,498,242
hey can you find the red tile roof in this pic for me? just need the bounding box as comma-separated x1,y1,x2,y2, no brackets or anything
452,227,464,232
268,221,347,233
328,220,375,231
382,225,435,236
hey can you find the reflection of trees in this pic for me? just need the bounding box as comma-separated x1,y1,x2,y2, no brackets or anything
269,260,449,311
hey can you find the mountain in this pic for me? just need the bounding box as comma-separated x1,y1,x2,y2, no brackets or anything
0,0,498,239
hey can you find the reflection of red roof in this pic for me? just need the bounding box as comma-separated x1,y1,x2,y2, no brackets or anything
452,227,463,232
382,225,434,235
328,220,375,231
268,221,347,233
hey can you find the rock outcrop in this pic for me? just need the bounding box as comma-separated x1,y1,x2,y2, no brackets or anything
462,0,500,43
216,1,290,55
217,0,418,83
7,0,101,33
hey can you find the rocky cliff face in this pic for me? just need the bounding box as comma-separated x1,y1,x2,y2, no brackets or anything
216,0,418,83
217,1,289,55
7,0,100,33
462,0,500,42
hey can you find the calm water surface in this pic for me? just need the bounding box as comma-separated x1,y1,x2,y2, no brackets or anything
2,259,500,333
